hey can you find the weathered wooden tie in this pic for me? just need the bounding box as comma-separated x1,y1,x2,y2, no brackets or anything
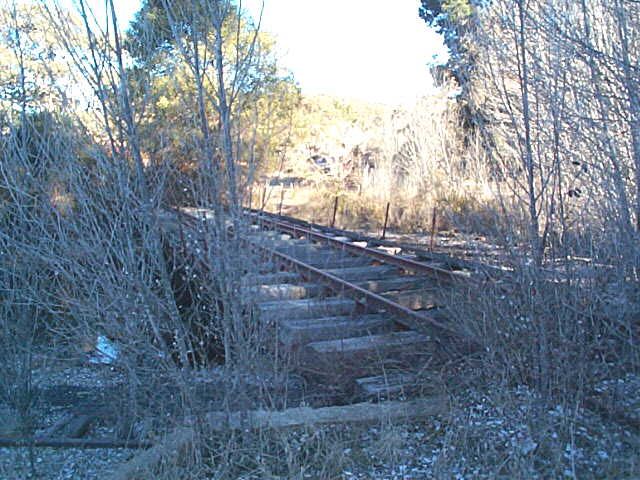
278,313,394,346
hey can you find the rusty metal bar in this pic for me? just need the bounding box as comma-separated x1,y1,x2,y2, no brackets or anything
0,437,152,449
174,208,475,286
381,202,390,240
249,240,462,338
249,211,473,286
430,207,437,251
278,187,285,216
330,196,339,228
260,185,267,212
245,207,507,280
169,208,475,343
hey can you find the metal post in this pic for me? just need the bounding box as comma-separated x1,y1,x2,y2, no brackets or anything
429,207,438,251
278,187,285,216
261,185,267,212
330,196,339,228
381,202,390,239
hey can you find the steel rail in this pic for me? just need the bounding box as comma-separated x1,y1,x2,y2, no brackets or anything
169,208,472,341
249,239,467,339
248,211,476,286
173,208,486,286
247,208,509,281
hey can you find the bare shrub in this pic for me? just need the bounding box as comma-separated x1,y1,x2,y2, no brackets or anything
0,1,290,464
275,88,501,235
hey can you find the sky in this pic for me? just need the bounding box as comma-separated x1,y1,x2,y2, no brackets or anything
82,0,448,106
240,0,448,105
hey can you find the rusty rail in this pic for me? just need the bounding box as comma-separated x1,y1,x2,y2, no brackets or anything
168,208,476,342
248,210,475,286
245,207,509,281
249,240,461,338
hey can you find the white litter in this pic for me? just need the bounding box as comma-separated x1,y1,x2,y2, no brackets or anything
89,335,119,364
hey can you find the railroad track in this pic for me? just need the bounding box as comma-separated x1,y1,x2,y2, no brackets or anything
245,208,509,282
172,208,479,398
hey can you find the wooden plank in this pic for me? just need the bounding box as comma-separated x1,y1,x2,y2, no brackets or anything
307,331,431,355
248,231,293,241
241,272,301,286
39,413,95,440
110,427,194,480
302,255,370,269
63,414,94,438
278,314,394,346
244,282,324,301
40,413,74,438
354,276,433,294
384,290,441,310
204,396,447,430
272,244,325,256
112,397,447,480
324,265,400,281
258,297,356,321
356,373,418,397
269,250,370,269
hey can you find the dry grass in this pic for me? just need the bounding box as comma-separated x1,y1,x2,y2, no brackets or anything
258,89,508,238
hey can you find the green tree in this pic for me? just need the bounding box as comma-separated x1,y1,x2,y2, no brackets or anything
418,0,487,59
418,0,488,104
419,0,474,26
125,0,299,204
0,3,71,117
